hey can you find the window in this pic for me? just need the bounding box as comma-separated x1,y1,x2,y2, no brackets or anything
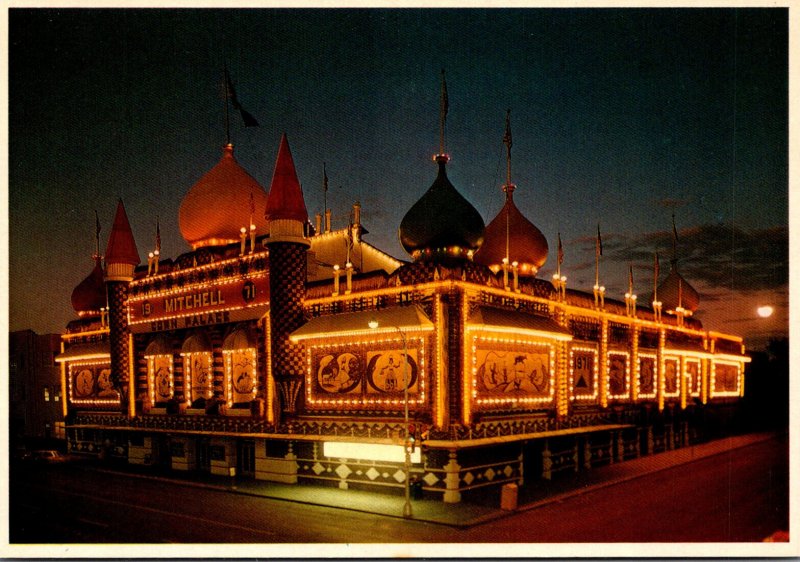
43,387,50,401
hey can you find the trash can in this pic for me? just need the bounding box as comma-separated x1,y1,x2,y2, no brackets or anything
500,483,518,511
411,478,424,500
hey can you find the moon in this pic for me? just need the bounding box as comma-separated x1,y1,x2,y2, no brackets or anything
757,306,774,318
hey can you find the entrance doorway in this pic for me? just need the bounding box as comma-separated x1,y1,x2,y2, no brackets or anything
237,440,255,478
196,437,211,473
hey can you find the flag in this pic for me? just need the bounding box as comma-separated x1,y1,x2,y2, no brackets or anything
323,163,329,193
225,67,259,128
95,210,101,237
155,217,161,253
629,264,634,293
503,109,512,150
672,212,679,243
440,69,449,122
596,224,603,257
654,252,660,279
557,232,564,267
249,192,255,216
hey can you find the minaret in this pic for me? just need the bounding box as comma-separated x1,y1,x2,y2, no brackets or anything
265,134,310,416
104,200,140,416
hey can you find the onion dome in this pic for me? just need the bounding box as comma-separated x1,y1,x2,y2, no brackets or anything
71,259,106,317
399,155,485,262
474,184,548,276
179,144,269,249
105,200,141,281
657,262,700,314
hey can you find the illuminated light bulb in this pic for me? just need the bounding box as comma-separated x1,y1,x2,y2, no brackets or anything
757,305,774,318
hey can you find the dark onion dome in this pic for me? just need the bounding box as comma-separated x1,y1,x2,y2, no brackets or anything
473,184,548,276
71,259,106,317
179,144,269,249
657,262,700,314
399,155,485,262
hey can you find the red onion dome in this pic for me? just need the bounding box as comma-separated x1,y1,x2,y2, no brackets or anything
399,156,485,262
473,184,548,276
71,260,106,317
179,144,269,249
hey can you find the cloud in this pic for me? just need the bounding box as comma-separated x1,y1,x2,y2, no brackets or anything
599,223,787,293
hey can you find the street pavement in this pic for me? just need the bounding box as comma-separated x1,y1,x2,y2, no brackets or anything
89,432,782,529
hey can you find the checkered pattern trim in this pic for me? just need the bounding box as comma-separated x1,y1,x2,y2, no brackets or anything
269,243,307,378
108,281,130,386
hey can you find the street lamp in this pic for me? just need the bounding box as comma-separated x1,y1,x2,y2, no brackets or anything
368,318,413,518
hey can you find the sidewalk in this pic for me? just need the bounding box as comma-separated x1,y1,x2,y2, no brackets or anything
92,432,778,528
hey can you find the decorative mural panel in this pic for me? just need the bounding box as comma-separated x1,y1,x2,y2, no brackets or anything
686,359,701,397
472,336,555,407
183,352,213,403
147,354,174,404
607,351,630,400
713,362,740,396
365,351,419,394
316,352,363,394
569,346,598,401
637,354,657,399
664,357,680,397
69,362,119,406
305,337,426,408
225,348,258,405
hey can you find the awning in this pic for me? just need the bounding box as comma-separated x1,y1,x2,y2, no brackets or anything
55,341,110,363
467,306,573,342
290,305,434,342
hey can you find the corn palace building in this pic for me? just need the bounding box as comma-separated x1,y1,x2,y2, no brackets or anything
57,121,749,504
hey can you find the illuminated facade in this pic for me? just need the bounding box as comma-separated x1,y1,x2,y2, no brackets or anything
59,122,749,503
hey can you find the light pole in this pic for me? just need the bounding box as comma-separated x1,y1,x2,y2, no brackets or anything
368,318,413,518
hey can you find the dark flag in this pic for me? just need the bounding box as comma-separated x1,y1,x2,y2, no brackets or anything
557,232,564,267
441,69,449,122
155,217,161,253
503,109,512,150
596,224,603,257
225,68,259,128
672,212,679,243
323,163,329,193
629,264,634,293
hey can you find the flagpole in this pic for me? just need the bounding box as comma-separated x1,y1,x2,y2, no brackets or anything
439,69,448,156
223,65,231,146
323,162,328,220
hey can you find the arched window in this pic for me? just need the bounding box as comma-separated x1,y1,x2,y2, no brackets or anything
181,332,213,408
145,336,173,407
222,325,257,409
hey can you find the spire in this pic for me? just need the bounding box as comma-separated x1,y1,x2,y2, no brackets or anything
502,109,515,263
438,69,449,157
266,133,309,223
265,133,310,245
104,199,140,281
503,108,513,190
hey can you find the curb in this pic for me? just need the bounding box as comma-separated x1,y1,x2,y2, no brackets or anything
89,433,777,528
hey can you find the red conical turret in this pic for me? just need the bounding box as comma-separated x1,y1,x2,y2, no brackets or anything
105,200,140,281
265,133,309,225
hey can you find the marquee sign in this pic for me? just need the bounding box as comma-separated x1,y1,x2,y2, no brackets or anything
128,275,269,333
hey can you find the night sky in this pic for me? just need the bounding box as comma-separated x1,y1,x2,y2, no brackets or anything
7,8,788,350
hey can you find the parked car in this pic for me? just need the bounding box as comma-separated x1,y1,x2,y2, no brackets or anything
30,450,67,463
